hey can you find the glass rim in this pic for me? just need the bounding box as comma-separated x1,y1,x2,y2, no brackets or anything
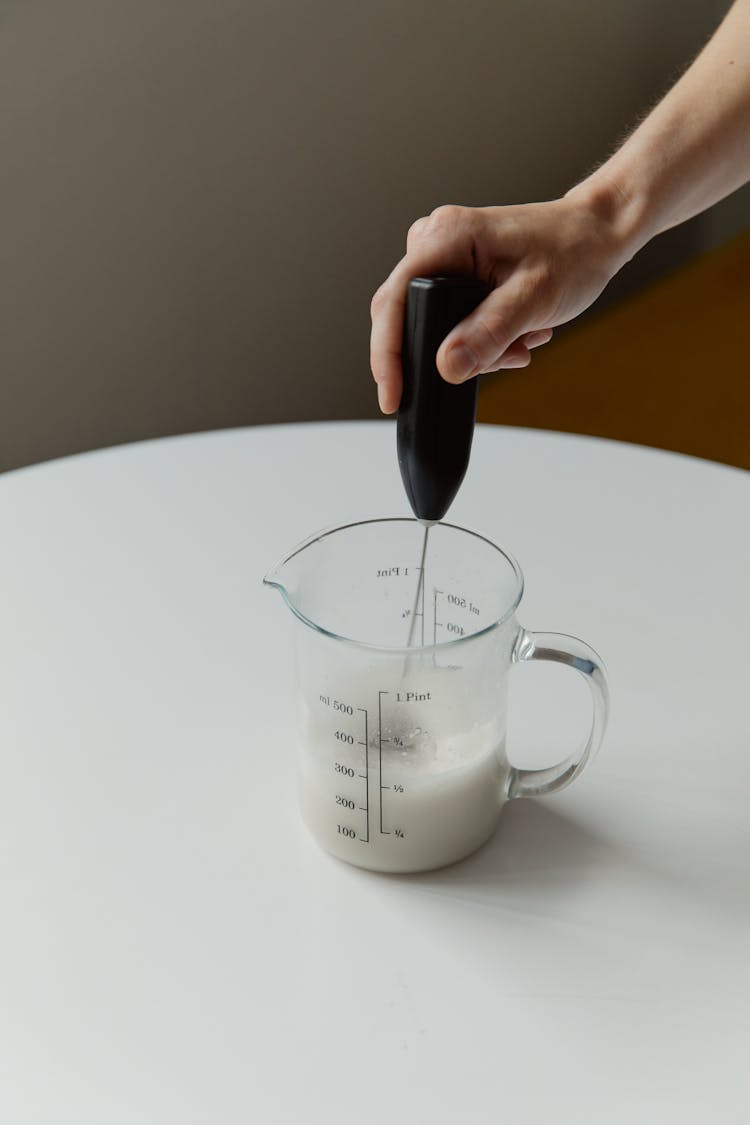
263,516,525,653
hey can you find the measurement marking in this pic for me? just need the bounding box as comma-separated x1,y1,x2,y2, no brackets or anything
357,707,369,843
433,588,443,645
378,691,387,834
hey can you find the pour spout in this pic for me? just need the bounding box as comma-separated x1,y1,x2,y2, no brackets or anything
263,556,294,600
262,530,320,606
262,562,285,592
263,554,298,623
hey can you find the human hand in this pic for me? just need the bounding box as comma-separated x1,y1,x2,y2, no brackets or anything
370,188,634,413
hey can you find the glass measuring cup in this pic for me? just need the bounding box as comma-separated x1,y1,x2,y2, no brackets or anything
264,518,609,874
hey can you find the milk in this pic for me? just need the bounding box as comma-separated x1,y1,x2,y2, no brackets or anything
296,666,507,873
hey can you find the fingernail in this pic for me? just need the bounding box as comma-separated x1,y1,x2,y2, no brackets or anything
377,383,389,413
500,355,530,369
527,330,553,349
445,344,478,382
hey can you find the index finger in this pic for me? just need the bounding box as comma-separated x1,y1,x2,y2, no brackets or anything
369,259,409,414
370,229,476,414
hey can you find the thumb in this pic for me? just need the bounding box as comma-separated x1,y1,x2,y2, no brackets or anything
436,277,539,383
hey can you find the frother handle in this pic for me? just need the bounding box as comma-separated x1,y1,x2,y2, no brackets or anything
506,629,610,799
397,276,490,523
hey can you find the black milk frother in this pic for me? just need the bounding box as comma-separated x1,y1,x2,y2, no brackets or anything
396,276,490,645
397,275,490,524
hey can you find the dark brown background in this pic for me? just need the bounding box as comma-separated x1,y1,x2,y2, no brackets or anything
2,0,748,473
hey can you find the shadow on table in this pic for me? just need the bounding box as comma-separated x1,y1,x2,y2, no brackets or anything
394,799,615,906
348,792,750,945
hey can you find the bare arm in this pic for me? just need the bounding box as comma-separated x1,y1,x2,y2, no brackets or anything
371,0,750,414
584,0,750,244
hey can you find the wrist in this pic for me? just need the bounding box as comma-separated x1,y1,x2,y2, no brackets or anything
565,168,654,270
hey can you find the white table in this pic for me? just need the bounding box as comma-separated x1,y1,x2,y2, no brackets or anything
1,423,748,1124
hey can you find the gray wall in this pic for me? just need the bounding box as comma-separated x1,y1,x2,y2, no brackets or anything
2,0,747,471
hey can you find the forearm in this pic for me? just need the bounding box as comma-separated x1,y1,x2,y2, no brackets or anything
371,0,750,409
570,0,750,261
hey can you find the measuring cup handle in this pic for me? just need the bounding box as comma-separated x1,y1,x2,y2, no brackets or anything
506,628,609,800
